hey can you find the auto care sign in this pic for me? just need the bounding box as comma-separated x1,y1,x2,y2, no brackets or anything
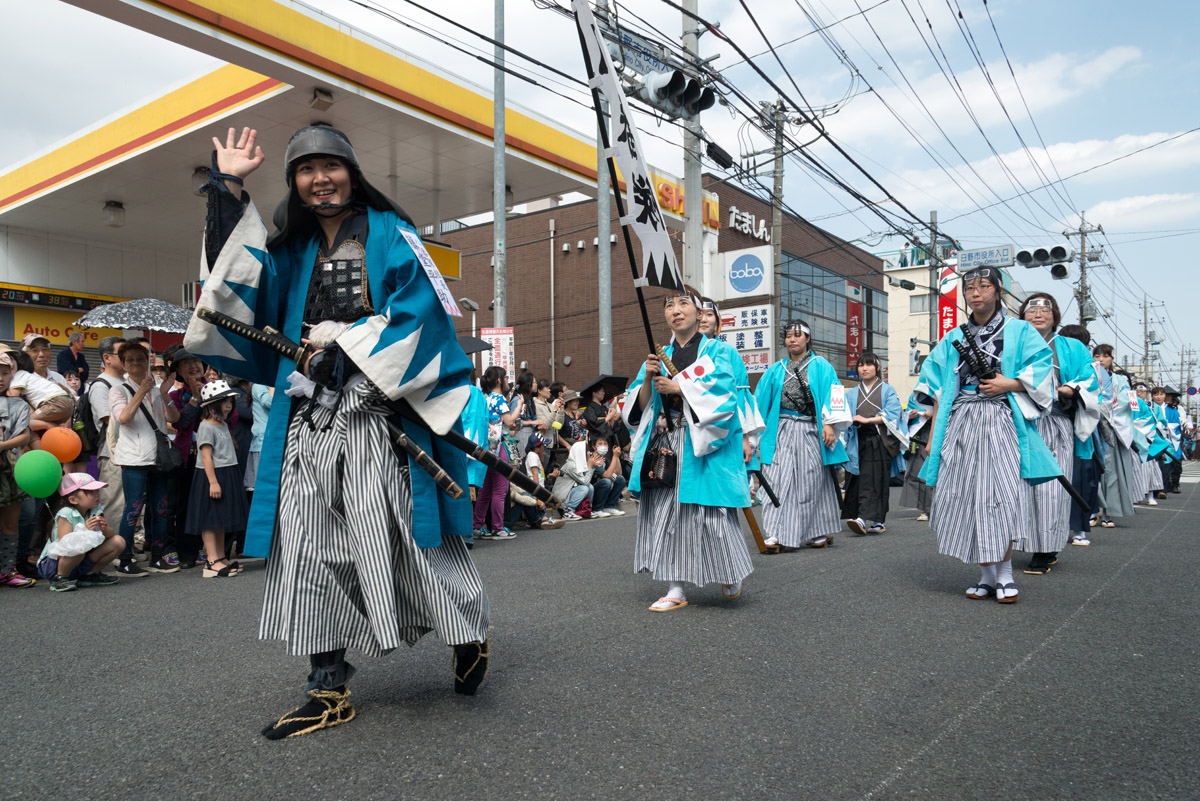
480,326,515,385
845,281,863,377
937,265,958,340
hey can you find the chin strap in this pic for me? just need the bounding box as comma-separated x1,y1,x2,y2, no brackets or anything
303,200,356,214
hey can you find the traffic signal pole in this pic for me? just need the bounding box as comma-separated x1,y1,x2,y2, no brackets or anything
682,0,703,290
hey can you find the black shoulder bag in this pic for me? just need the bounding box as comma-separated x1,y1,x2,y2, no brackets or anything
124,384,183,472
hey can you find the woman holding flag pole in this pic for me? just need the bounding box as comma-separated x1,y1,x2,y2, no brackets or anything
622,287,754,612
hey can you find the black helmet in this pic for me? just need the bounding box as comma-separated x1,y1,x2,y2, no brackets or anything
269,123,415,247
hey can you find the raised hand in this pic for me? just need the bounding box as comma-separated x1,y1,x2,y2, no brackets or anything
211,127,265,183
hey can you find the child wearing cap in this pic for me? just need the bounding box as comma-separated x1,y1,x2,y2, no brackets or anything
38,473,123,592
0,352,37,588
185,380,249,578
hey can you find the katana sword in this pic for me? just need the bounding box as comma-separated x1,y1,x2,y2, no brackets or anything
194,306,558,508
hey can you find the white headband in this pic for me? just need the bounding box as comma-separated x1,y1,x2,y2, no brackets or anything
1026,298,1054,308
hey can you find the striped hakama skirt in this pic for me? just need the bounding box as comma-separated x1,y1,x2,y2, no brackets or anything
1028,411,1073,553
1131,450,1150,500
760,415,842,547
900,448,933,514
929,392,1034,564
1097,420,1136,518
1142,456,1164,492
634,423,754,586
260,380,490,658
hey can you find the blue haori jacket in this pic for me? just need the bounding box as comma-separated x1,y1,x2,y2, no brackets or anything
184,200,474,557
460,385,489,488
1130,393,1170,461
753,354,851,467
712,337,766,471
914,318,1060,487
620,334,751,509
842,382,906,478
1049,335,1102,461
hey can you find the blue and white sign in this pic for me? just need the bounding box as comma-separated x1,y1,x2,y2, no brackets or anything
717,245,773,302
606,30,670,75
956,245,1014,269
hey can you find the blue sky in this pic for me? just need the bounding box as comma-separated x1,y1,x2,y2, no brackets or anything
3,0,1197,384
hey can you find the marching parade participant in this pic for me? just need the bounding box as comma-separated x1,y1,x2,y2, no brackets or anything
1130,382,1169,506
841,352,905,535
1017,295,1100,576
754,320,851,551
1161,388,1186,493
915,267,1059,604
622,287,753,612
185,125,490,739
696,297,765,478
1092,345,1137,528
900,391,934,521
1056,325,1104,547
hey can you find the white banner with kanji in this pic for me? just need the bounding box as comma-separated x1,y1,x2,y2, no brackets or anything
573,0,683,291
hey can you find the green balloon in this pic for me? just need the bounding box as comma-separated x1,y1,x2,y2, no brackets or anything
14,450,63,498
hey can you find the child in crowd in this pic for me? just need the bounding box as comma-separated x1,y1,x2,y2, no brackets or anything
38,473,123,592
8,350,73,438
551,436,596,521
185,380,249,578
0,352,36,588
61,369,90,473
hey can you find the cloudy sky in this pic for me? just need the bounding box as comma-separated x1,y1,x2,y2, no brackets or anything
4,0,1198,383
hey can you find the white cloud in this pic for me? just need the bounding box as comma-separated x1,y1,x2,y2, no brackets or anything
1079,193,1200,230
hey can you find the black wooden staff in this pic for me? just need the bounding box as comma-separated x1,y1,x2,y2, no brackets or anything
193,306,558,508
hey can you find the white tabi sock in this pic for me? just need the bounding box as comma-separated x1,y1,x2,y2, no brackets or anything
665,581,686,601
996,560,1014,586
979,563,998,587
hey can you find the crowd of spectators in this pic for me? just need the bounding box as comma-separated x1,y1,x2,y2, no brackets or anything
0,333,266,590
464,368,632,539
0,334,639,586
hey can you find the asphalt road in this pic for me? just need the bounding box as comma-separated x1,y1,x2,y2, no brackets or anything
6,468,1199,801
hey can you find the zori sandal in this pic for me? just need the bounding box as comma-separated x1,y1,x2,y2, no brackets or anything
649,597,688,612
965,583,996,599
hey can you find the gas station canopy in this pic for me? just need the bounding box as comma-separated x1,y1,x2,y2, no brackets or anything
0,0,600,258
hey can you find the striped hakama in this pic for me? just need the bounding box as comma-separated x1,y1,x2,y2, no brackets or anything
634,423,754,586
900,449,933,514
1142,456,1164,492
760,415,842,547
929,392,1034,564
1027,410,1073,553
1097,420,1136,518
1131,450,1150,500
260,380,490,658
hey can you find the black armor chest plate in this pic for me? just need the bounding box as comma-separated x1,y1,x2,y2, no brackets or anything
304,238,374,325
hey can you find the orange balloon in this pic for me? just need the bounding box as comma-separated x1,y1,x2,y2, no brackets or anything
41,427,82,464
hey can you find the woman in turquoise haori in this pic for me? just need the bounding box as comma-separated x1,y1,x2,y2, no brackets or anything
185,125,490,740
841,351,906,535
1091,344,1137,528
696,297,766,476
754,320,851,552
914,267,1059,605
621,287,753,613
900,390,934,519
1016,295,1100,576
1131,383,1168,504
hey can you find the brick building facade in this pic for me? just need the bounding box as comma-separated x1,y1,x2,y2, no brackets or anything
439,176,885,390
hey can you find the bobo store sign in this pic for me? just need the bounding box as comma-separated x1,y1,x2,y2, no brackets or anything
12,308,122,346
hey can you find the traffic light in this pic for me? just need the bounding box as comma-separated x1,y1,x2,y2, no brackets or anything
635,69,715,119
909,347,925,376
1016,244,1074,280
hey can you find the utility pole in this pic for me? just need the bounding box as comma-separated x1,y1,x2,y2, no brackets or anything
927,211,941,345
596,0,612,373
681,0,703,290
770,99,784,338
492,0,507,327
1143,295,1150,383
1064,212,1102,326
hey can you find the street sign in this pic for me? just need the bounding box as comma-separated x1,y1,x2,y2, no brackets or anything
955,245,1015,269
605,30,670,75
1188,386,1197,396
